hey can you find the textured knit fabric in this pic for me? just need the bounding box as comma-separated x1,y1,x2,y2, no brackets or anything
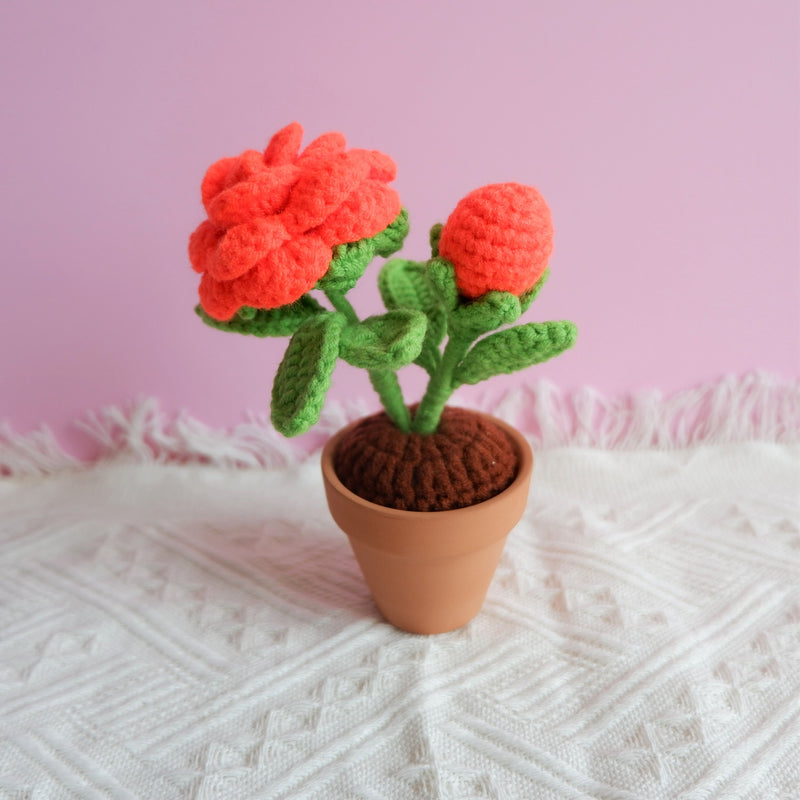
438,183,553,298
189,122,401,321
333,406,518,510
1,438,798,798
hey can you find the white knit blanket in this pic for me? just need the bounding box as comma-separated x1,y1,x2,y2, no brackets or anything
1,378,799,798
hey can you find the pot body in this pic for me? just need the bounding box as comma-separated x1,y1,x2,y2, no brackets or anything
320,412,533,634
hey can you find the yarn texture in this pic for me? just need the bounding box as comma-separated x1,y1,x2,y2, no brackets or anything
333,406,518,511
270,313,347,438
189,122,401,321
190,128,577,442
454,320,579,386
438,183,553,298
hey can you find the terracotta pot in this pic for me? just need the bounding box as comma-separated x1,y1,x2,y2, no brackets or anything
320,411,533,634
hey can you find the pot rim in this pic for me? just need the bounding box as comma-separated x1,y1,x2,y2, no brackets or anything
320,408,533,520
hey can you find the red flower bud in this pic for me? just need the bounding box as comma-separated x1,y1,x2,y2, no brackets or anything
438,183,553,298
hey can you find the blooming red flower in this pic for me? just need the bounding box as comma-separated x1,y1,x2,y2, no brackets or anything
190,122,401,320
437,183,553,298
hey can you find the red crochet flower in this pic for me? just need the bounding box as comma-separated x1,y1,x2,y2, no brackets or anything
437,183,553,298
189,122,401,320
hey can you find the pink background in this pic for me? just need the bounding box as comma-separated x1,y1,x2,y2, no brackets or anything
1,0,798,458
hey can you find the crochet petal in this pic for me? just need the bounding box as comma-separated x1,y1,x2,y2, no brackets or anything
198,272,243,321
188,220,222,273
350,148,397,182
299,131,346,160
207,165,300,228
247,236,333,308
313,180,401,248
232,235,332,309
264,122,303,166
209,218,290,281
281,152,371,234
201,157,236,211
224,150,268,189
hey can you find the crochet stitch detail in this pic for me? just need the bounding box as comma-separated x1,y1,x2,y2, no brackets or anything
189,122,401,321
333,406,518,511
270,313,347,437
438,182,553,298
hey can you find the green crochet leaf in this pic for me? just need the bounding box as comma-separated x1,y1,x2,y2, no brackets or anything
429,223,443,257
371,207,410,258
316,237,374,294
270,313,347,437
450,291,522,338
453,320,578,387
378,258,446,375
316,208,410,294
427,257,459,311
339,310,427,370
195,296,327,338
378,258,428,311
415,315,446,375
379,258,443,325
520,267,550,313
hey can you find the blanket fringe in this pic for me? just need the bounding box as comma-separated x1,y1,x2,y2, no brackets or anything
2,373,797,476
0,423,80,476
478,371,800,450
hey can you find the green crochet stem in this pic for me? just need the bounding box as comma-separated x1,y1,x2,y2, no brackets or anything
367,372,411,433
411,333,472,435
324,289,411,432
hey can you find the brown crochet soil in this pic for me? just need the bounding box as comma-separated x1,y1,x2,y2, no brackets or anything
333,406,519,512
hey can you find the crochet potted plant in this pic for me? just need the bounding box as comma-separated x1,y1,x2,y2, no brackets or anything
189,123,577,634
